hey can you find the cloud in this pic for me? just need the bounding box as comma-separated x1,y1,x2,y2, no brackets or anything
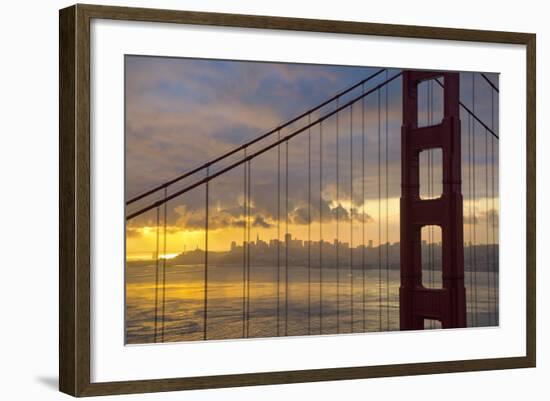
252,215,272,229
125,56,499,235
173,203,276,231
125,56,389,198
352,209,375,223
126,227,143,238
125,225,184,238
464,208,499,225
231,220,246,228
173,205,206,230
329,204,350,221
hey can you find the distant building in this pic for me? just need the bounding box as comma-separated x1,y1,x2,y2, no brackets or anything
257,238,268,250
285,233,292,243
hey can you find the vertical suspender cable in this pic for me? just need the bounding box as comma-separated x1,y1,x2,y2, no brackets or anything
491,89,497,324
467,110,474,326
246,160,251,337
361,84,367,332
385,71,390,330
204,172,209,340
154,206,160,342
276,134,281,336
432,82,436,327
319,121,324,334
428,83,432,280
336,97,340,334
425,81,430,279
435,81,438,326
485,122,490,326
161,188,168,342
430,80,434,289
350,103,354,332
430,144,432,286
472,73,478,326
242,148,247,337
377,88,382,331
308,114,312,335
285,140,289,336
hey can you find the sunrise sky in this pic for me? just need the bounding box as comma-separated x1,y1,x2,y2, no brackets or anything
125,56,499,259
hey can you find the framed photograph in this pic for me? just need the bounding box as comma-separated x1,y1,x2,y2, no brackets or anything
59,4,536,397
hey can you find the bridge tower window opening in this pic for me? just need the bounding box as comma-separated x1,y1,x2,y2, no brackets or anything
423,319,442,329
417,77,444,128
419,148,442,200
421,225,442,290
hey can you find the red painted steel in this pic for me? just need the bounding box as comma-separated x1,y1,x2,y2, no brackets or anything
400,71,467,330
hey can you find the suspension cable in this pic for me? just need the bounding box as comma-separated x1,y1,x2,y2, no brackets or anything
336,97,340,334
203,171,209,340
467,110,474,326
377,88,382,331
153,206,160,342
350,103,354,332
485,123,490,326
276,134,281,336
472,73,479,326
126,73,404,222
161,189,167,342
433,78,499,140
126,70,387,206
308,113,312,335
491,89,498,324
319,121,324,334
242,148,247,337
361,84,367,332
285,140,289,336
246,160,252,337
429,144,434,330
385,71,390,330
480,73,499,93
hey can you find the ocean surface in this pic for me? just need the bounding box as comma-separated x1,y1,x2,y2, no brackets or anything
126,262,499,344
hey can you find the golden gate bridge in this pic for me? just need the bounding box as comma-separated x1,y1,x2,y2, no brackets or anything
125,68,499,343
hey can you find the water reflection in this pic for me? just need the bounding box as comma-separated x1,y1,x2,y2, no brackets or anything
126,262,499,344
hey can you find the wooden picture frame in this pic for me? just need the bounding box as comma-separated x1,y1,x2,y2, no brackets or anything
59,3,536,396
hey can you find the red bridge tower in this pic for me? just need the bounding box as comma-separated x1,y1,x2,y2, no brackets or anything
400,70,467,330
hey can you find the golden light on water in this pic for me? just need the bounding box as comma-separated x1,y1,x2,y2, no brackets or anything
160,253,179,260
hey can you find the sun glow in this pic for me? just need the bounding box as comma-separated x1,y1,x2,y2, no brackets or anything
159,253,179,260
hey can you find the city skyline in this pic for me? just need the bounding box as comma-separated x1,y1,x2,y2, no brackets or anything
129,230,500,263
